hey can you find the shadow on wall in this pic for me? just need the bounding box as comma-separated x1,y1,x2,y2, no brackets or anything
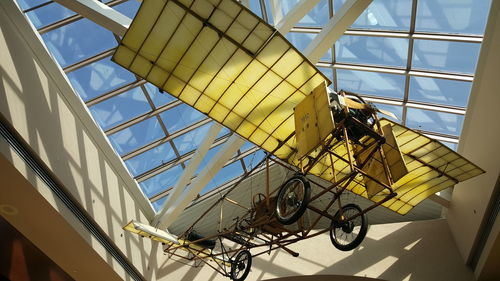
0,4,152,277
265,275,383,281
155,219,474,281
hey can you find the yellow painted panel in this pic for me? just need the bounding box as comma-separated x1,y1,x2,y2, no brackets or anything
233,60,267,88
243,32,264,54
205,76,232,100
238,120,257,139
195,94,215,113
238,10,259,29
140,2,183,61
218,0,240,18
227,20,251,44
288,62,317,88
299,74,325,95
190,70,214,92
382,124,408,183
122,0,162,51
219,83,249,109
294,82,334,159
130,55,153,78
191,0,216,18
252,71,282,97
147,66,169,87
224,111,244,130
113,46,135,70
179,85,202,106
209,8,234,31
256,36,288,68
232,90,263,117
272,49,303,79
253,22,273,43
210,103,230,123
163,75,185,97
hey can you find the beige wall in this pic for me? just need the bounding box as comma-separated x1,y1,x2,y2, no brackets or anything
446,0,500,270
156,219,474,281
0,1,162,280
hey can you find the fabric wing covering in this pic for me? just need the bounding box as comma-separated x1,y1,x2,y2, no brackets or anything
112,0,483,215
311,119,484,215
112,0,330,161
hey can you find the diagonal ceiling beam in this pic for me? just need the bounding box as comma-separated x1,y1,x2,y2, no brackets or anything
304,0,372,64
52,0,131,36
275,0,321,34
155,134,245,229
151,123,222,227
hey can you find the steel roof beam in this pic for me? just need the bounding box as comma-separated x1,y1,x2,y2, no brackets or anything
52,0,131,36
154,133,245,229
304,0,372,64
151,123,222,227
275,0,321,34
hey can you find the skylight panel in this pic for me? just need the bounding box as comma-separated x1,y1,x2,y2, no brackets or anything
66,57,137,101
88,87,151,130
41,18,116,67
416,0,491,35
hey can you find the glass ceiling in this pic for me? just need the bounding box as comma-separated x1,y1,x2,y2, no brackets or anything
16,0,492,212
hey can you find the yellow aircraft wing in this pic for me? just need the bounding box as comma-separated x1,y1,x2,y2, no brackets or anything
112,0,330,161
303,118,484,215
113,0,483,215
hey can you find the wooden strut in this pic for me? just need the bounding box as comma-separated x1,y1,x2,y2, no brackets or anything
163,99,404,269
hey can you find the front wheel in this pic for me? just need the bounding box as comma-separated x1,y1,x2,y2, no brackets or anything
230,250,252,281
275,175,311,225
330,203,368,251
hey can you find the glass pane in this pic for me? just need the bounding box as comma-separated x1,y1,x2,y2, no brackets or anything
318,67,333,82
16,0,48,10
160,104,206,133
194,144,223,175
335,0,411,31
41,18,116,67
26,2,75,29
412,40,481,74
441,141,458,151
373,103,403,122
89,87,151,131
139,164,183,197
108,117,165,155
249,0,263,19
335,36,408,67
67,57,136,101
125,142,176,176
336,69,405,99
144,83,175,107
409,76,472,108
152,196,168,212
241,141,257,152
406,108,464,136
416,0,491,35
243,149,266,169
201,161,244,195
297,0,330,27
173,122,212,155
285,32,332,62
113,0,141,19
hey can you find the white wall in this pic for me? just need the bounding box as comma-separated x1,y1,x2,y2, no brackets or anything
156,219,474,281
0,1,162,280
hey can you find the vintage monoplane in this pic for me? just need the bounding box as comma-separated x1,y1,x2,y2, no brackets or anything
113,0,484,280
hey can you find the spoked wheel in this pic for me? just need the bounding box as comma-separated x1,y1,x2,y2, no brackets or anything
230,250,252,281
275,175,311,225
330,203,368,251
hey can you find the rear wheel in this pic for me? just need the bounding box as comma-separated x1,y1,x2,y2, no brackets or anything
230,250,252,281
330,204,368,251
275,175,311,225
